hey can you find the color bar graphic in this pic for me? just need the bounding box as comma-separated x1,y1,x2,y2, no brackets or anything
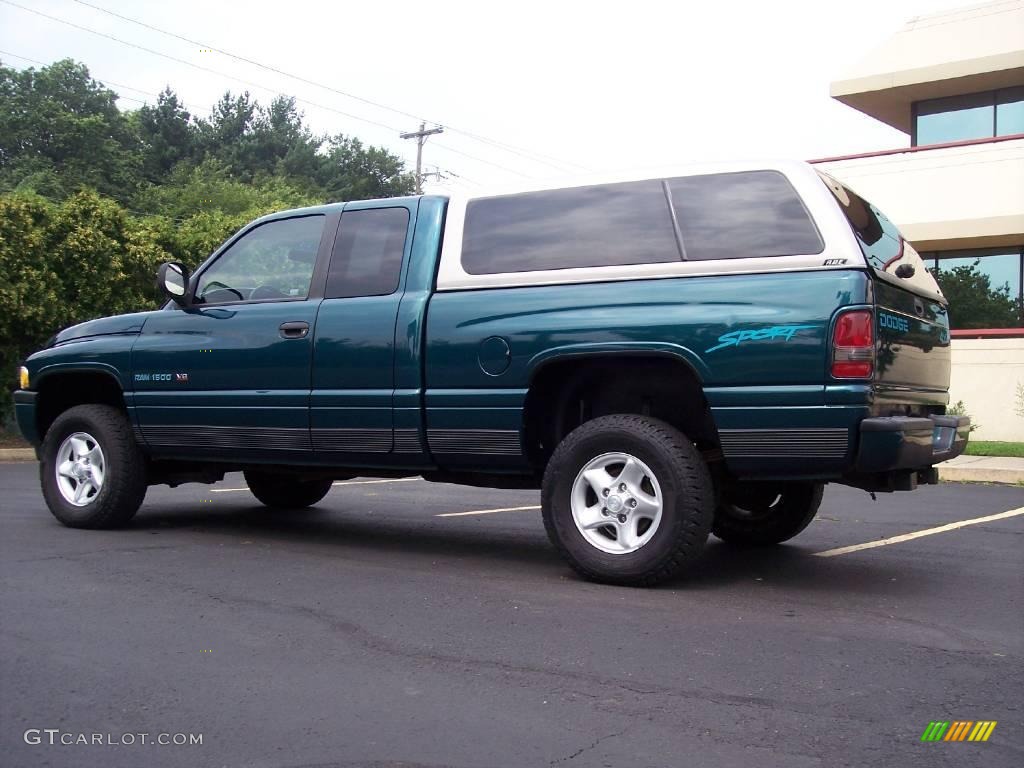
921,720,996,742
968,721,997,742
944,721,972,741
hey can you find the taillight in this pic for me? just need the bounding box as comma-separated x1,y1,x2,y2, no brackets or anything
832,310,874,378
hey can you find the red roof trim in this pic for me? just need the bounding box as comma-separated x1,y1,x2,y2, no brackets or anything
809,133,1024,164
950,328,1024,339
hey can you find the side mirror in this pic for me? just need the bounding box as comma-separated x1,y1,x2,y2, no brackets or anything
156,262,190,306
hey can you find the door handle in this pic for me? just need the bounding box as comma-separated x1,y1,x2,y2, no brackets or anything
279,321,309,339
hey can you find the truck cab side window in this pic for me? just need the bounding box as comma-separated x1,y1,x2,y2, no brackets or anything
325,207,410,299
195,215,325,304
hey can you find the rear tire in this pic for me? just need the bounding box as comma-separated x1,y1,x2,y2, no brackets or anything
40,404,147,529
244,471,333,509
712,482,824,545
542,415,714,587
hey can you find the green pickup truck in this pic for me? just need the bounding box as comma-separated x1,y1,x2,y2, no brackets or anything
14,160,969,585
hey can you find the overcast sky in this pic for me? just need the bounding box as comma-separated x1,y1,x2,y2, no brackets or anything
1,0,964,194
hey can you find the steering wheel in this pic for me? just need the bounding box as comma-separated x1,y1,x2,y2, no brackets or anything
200,280,244,302
249,284,287,301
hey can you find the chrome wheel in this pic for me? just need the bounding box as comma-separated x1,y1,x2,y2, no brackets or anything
570,452,663,554
55,431,105,507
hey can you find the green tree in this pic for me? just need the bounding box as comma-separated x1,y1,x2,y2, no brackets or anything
935,261,1021,329
135,88,194,182
190,90,413,200
253,96,322,183
134,159,317,221
317,135,415,201
0,59,142,199
193,91,260,180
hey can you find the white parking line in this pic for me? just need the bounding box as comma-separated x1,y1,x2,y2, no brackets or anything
211,477,421,493
812,507,1024,558
437,505,541,518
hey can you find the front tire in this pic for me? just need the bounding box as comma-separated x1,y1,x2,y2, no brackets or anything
244,471,333,509
542,415,714,587
40,404,148,529
712,482,824,545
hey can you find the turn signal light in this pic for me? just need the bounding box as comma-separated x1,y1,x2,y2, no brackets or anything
832,310,874,379
18,366,29,390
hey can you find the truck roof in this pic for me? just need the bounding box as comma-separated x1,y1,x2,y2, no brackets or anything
444,158,816,204
248,159,817,220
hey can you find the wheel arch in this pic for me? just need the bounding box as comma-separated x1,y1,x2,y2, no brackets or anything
522,348,720,471
34,365,128,442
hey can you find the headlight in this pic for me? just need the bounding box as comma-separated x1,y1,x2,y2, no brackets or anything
18,366,29,389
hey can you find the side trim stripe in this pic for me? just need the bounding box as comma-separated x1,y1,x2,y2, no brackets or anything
393,429,423,453
142,425,310,451
427,429,522,456
719,428,849,458
312,428,392,454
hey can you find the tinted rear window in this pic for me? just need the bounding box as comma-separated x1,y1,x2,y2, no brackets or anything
665,171,823,260
461,179,680,275
326,207,409,299
817,170,942,298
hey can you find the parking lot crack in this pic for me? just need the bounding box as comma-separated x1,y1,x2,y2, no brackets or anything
549,727,629,765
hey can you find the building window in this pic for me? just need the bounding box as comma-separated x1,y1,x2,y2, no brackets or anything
925,247,1024,329
912,88,1024,146
996,86,1024,137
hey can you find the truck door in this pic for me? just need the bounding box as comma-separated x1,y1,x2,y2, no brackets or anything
132,213,331,458
310,200,415,456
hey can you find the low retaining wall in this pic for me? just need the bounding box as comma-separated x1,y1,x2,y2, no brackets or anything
949,337,1024,442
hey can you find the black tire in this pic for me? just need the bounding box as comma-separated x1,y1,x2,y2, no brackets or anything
244,471,333,509
39,404,148,529
541,415,714,587
712,482,824,545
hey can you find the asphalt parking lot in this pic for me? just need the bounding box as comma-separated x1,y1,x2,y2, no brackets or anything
1,462,1021,768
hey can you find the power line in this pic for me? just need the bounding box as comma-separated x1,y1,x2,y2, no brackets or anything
0,51,522,190
68,0,589,173
0,49,212,113
1,0,535,179
428,141,532,177
0,0,406,134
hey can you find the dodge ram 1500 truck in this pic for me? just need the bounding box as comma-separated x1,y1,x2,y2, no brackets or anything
14,160,970,586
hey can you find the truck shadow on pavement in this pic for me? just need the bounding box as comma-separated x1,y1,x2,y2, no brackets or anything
126,501,930,596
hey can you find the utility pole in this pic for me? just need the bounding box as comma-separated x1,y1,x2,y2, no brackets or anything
400,122,444,194
420,166,447,186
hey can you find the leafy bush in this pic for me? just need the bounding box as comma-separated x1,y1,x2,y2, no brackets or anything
946,400,980,433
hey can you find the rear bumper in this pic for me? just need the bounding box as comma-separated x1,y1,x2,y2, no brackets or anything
854,414,970,473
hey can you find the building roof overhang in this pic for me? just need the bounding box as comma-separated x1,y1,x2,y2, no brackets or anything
830,1,1024,133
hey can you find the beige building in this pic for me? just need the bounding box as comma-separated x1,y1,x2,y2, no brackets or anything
814,0,1024,441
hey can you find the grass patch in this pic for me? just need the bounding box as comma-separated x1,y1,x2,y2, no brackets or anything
964,441,1024,458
